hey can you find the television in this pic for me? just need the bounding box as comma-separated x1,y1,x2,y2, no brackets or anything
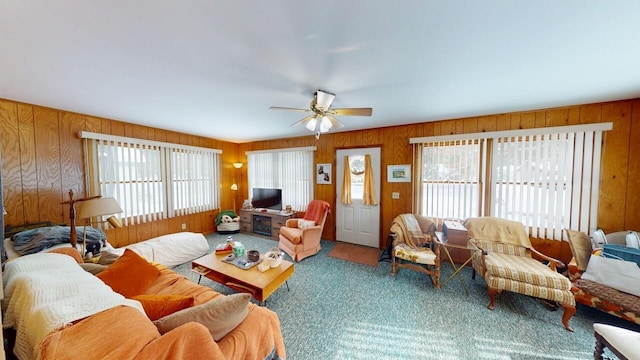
252,188,282,210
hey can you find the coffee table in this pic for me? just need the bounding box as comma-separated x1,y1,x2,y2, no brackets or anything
191,252,294,305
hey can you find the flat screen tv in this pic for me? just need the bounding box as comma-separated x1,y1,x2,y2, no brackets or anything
252,188,282,210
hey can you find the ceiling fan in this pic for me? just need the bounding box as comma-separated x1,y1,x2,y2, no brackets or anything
270,90,373,138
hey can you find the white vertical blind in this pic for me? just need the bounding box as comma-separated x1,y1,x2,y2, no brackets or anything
246,147,315,212
81,131,221,226
411,123,611,240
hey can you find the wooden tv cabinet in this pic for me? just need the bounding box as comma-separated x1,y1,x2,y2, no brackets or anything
239,209,295,240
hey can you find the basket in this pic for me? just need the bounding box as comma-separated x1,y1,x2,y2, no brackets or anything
265,247,284,268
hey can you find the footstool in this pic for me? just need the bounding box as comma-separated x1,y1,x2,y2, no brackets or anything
594,323,640,360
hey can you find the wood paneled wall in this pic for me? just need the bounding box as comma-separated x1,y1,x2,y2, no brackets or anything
0,99,240,247
2,97,639,262
240,99,640,263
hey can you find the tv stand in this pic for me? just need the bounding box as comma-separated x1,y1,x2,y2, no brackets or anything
239,209,295,240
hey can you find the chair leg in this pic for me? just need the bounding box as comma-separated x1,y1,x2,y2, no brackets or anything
560,303,576,332
487,287,501,310
471,268,476,280
594,334,605,360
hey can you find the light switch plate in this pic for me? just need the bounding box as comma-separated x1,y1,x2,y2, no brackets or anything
392,192,400,199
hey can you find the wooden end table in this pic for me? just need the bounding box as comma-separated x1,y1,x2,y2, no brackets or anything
192,252,294,305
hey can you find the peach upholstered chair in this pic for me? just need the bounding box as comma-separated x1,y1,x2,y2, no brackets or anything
278,200,330,262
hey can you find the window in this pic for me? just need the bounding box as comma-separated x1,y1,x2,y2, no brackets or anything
246,147,316,212
411,123,612,239
81,131,221,226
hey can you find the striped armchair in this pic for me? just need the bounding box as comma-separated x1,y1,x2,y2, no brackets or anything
466,217,576,332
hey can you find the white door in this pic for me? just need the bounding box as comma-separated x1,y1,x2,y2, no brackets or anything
336,147,381,248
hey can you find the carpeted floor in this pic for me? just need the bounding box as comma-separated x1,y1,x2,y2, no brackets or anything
327,242,380,267
173,233,640,360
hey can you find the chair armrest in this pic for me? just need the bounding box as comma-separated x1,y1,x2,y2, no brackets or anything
285,219,299,228
530,247,565,271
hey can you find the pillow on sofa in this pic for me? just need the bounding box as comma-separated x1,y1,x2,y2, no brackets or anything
98,250,121,265
154,293,251,341
565,229,592,271
297,219,316,230
132,294,195,321
97,249,161,298
47,247,84,264
80,263,108,275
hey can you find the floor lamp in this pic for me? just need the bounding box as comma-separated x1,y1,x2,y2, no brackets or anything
75,197,123,258
61,189,100,248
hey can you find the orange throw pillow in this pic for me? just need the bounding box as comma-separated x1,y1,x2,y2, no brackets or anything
97,249,161,298
132,294,195,321
47,247,84,264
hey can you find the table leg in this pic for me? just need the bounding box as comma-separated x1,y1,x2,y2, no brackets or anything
441,247,471,295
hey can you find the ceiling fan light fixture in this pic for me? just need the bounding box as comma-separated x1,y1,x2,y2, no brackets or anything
320,116,332,133
305,118,317,131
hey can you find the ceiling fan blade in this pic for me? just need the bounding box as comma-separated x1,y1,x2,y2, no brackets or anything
326,114,345,129
290,115,316,127
332,107,373,116
270,106,312,113
314,90,336,111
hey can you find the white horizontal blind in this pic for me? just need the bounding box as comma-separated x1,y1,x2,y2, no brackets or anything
82,132,221,225
247,147,314,212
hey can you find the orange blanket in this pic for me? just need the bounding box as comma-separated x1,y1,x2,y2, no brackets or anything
38,265,286,360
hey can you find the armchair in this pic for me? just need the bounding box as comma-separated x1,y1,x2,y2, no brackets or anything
278,200,330,262
389,214,441,288
466,217,576,331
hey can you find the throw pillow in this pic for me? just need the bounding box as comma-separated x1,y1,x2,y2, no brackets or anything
98,250,121,265
80,263,108,275
565,229,592,271
47,247,84,264
97,249,161,298
626,231,640,249
154,293,251,341
297,219,316,230
132,294,195,321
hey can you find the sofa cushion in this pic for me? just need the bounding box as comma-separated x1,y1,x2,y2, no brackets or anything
97,249,161,298
47,247,84,263
132,294,195,321
154,293,251,341
484,252,571,290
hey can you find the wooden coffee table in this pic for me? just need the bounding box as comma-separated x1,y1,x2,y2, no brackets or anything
191,253,294,305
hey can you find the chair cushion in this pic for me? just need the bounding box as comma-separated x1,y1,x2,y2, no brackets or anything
484,252,571,290
280,226,303,244
393,244,437,265
594,323,640,359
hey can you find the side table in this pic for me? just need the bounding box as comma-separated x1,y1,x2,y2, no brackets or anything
436,231,477,295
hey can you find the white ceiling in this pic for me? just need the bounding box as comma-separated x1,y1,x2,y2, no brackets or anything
2,1,639,143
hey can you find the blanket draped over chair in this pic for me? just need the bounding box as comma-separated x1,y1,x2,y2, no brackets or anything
390,214,437,248
389,214,440,287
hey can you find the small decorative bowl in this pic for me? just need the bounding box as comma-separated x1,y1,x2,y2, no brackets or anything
247,250,260,262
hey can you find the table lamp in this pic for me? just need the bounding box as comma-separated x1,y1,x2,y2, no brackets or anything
75,197,123,258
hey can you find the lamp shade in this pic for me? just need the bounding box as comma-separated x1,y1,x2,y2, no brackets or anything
233,162,243,169
230,183,238,191
76,197,123,219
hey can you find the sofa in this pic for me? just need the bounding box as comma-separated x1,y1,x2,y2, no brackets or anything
2,250,286,360
565,229,640,325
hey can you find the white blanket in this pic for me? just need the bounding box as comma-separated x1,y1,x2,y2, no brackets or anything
3,253,143,360
106,231,210,267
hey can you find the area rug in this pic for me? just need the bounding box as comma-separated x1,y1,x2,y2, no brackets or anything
327,242,380,267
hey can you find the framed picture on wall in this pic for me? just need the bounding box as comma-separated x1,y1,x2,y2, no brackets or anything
387,164,411,182
317,163,332,184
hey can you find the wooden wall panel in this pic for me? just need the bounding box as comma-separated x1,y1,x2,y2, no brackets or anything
0,100,23,225
17,104,38,224
2,97,640,261
625,100,640,230
34,107,64,224
59,112,86,223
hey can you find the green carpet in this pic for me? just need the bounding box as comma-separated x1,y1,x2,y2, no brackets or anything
172,233,640,359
